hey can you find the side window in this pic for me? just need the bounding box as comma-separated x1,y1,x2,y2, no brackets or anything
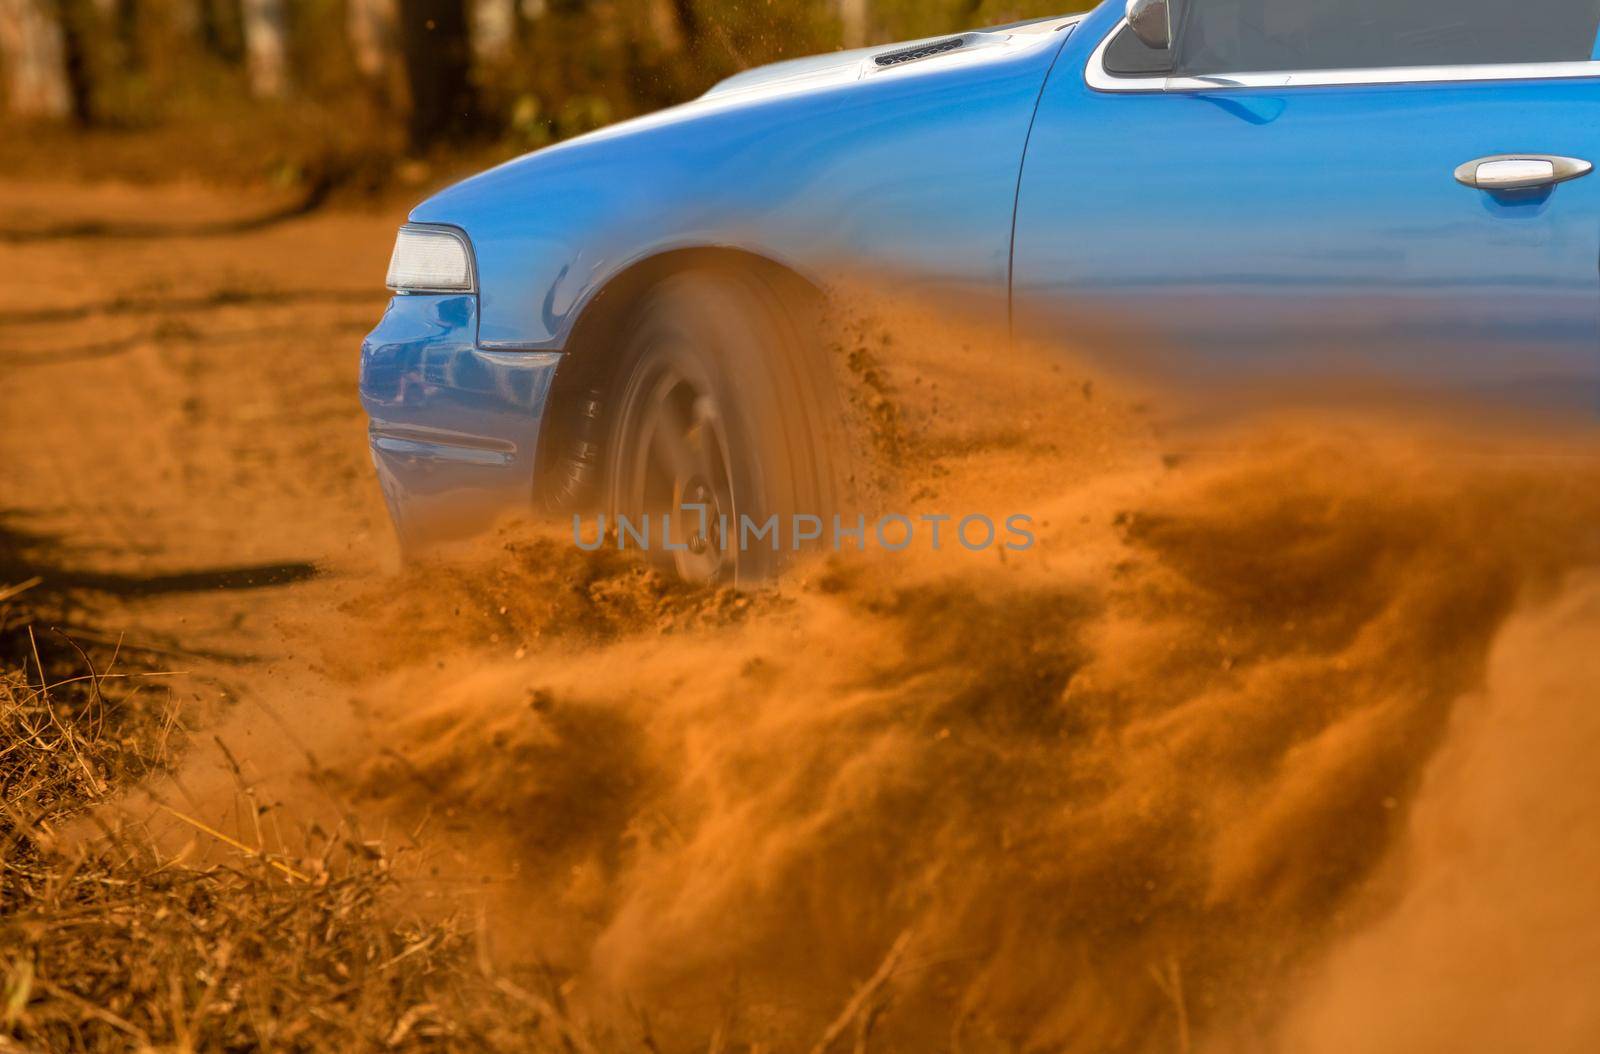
1104,0,1600,78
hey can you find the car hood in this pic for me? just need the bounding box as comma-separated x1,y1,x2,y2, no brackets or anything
434,13,1083,171
703,15,1081,102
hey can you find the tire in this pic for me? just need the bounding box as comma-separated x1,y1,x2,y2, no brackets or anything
605,269,843,585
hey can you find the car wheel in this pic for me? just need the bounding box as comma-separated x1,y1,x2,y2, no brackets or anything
606,269,841,584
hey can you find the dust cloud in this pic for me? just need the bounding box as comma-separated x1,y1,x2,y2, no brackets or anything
1275,576,1600,1054
159,302,1600,1052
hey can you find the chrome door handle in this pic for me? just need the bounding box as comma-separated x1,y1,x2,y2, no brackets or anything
1454,154,1592,191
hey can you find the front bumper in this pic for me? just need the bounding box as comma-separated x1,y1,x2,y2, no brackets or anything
359,293,561,548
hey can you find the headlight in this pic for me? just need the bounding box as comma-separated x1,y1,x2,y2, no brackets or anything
385,224,475,293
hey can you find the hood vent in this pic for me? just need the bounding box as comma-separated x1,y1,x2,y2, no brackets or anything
873,36,965,67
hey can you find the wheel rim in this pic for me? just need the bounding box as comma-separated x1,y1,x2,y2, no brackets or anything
618,344,736,583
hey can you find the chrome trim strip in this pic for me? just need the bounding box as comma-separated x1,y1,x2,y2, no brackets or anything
371,435,514,466
369,422,517,453
473,349,565,369
370,423,517,465
476,339,566,354
1085,17,1600,93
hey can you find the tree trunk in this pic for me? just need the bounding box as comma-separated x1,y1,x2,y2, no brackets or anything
0,0,71,116
48,0,95,123
470,0,513,64
196,0,247,64
514,0,541,33
396,0,475,150
837,0,866,48
346,0,395,78
113,0,140,70
240,0,287,95
667,0,697,53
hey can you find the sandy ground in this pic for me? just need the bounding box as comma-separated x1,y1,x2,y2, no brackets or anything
5,178,1600,1052
0,179,396,654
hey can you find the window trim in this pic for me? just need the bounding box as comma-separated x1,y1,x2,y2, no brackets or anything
1086,16,1600,93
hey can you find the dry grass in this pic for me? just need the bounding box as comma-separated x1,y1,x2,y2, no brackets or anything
0,573,565,1052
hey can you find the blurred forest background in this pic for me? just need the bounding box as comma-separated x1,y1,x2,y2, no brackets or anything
0,0,1077,193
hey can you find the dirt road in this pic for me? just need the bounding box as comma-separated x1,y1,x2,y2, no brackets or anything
6,179,1600,1052
1,178,397,654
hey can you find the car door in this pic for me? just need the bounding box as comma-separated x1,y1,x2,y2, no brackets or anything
1011,0,1600,406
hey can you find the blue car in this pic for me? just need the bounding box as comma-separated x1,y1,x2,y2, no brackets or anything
361,0,1600,579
